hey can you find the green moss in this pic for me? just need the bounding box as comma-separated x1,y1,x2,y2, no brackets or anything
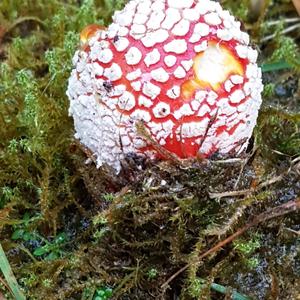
0,0,299,299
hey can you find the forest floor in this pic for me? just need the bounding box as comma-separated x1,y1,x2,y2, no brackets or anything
0,0,299,299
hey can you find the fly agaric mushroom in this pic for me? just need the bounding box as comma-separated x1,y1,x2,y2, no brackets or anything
67,0,263,172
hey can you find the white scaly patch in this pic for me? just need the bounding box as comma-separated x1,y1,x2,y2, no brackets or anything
194,40,208,53
174,66,187,79
164,39,188,54
151,68,170,83
167,86,181,99
130,24,146,39
217,29,233,41
164,55,177,67
174,104,194,120
118,91,136,111
111,85,126,97
125,47,143,65
131,109,152,122
178,120,210,138
183,8,201,21
142,82,161,99
189,33,201,43
229,90,246,103
92,63,104,76
197,104,211,117
224,79,234,92
103,63,122,81
161,8,181,30
204,12,222,25
231,75,244,85
181,59,194,71
147,10,166,30
138,95,153,108
144,49,161,67
235,45,248,59
113,37,129,52
194,23,210,36
133,13,148,25
195,90,207,101
172,19,190,36
141,29,169,47
131,81,142,91
167,0,194,9
153,102,171,118
126,69,142,81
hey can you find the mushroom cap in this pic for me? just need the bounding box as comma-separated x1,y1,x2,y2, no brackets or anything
67,0,264,172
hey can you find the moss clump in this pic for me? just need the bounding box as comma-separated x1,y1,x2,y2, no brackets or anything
0,0,299,299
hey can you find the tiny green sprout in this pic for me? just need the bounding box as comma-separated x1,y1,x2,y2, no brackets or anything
93,286,113,300
42,278,53,288
103,193,115,202
7,139,18,153
93,227,109,240
16,69,36,92
188,277,205,298
19,273,37,287
69,254,81,268
245,257,260,269
147,268,158,280
262,83,275,98
93,214,108,226
233,236,261,256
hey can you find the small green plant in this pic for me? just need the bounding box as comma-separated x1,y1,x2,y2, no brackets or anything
233,236,261,256
146,268,158,280
262,83,275,98
188,277,205,298
103,193,115,202
93,287,113,300
245,257,260,269
32,232,68,260
12,219,68,260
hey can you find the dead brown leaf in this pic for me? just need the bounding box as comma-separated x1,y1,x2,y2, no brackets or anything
292,0,300,15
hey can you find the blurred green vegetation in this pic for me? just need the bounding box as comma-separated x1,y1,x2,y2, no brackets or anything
0,0,299,299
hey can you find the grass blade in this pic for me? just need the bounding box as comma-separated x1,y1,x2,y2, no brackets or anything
0,243,26,300
260,60,292,72
211,282,252,300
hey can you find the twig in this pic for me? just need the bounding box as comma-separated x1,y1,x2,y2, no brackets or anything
261,23,300,42
283,227,300,236
258,174,284,189
0,243,26,300
209,189,252,199
266,17,300,26
209,172,286,199
234,146,257,189
0,276,12,297
135,121,182,164
211,158,244,165
0,16,45,41
161,198,300,289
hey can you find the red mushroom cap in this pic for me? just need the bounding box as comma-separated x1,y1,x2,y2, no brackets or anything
67,0,263,172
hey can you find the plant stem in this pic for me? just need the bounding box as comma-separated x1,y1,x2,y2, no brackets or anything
0,243,26,300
